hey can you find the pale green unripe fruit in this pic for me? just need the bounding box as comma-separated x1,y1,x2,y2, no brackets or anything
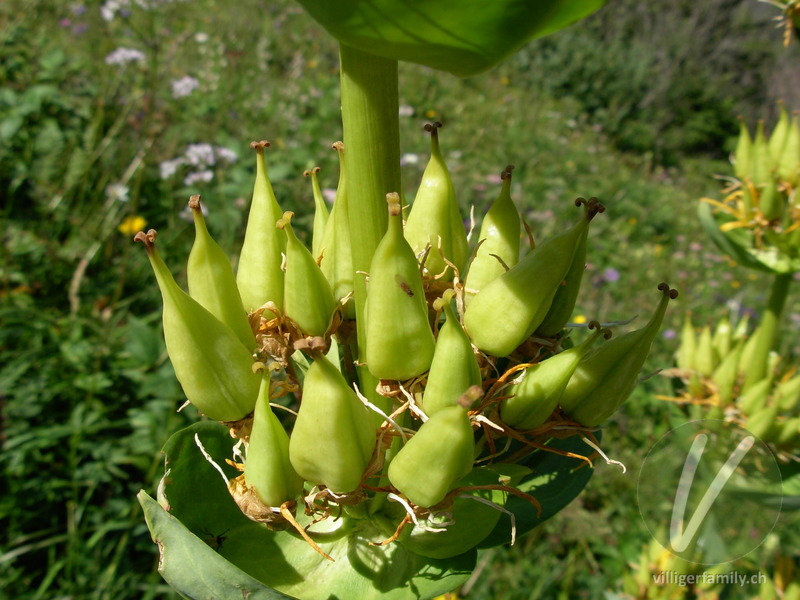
305,166,329,260
564,283,677,427
536,212,589,337
733,117,752,181
501,324,606,430
186,196,256,351
464,199,602,357
676,312,696,371
237,141,286,312
388,400,475,508
318,142,355,319
694,324,716,377
778,115,799,186
404,122,468,279
421,291,481,416
135,230,259,422
288,353,375,494
464,166,520,301
279,211,337,337
244,372,304,507
365,193,435,380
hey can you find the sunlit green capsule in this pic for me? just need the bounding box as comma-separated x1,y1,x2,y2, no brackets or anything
404,122,468,279
775,372,800,412
711,313,732,363
464,166,520,301
244,370,304,507
388,390,478,508
733,117,752,181
421,290,482,416
744,403,779,440
186,196,256,350
278,211,336,337
135,230,259,422
318,142,355,318
237,141,286,313
769,102,790,165
288,353,375,494
736,374,772,415
711,339,743,405
365,193,436,380
563,283,677,427
501,323,608,430
536,207,590,338
676,312,696,372
694,324,716,377
779,114,799,186
464,198,603,357
304,166,329,260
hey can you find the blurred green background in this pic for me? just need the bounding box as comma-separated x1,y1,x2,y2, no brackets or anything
1,0,799,598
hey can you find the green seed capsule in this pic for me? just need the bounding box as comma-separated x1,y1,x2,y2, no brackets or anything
318,142,355,318
288,353,375,494
676,312,696,372
135,230,259,422
744,404,779,440
237,141,286,313
694,324,716,377
464,166,520,301
244,370,304,507
464,198,604,357
733,117,752,181
535,208,590,338
365,193,436,380
752,121,784,221
775,417,800,445
736,374,773,415
304,166,329,260
278,211,336,337
563,283,677,427
711,313,732,363
769,102,790,164
779,114,799,186
421,290,482,416
501,323,607,430
711,339,743,405
388,392,478,508
775,373,800,412
404,122,468,279
186,196,256,351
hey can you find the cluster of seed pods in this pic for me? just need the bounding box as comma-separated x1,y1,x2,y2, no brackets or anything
135,124,676,558
671,313,800,450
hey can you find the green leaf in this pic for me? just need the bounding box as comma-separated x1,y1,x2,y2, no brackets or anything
295,0,608,77
139,492,292,599
478,433,596,548
143,421,476,599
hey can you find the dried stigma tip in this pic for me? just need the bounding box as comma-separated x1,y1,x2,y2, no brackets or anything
332,141,344,151
501,165,515,181
188,195,202,211
133,229,157,249
249,140,271,152
423,121,443,135
303,167,321,177
386,192,402,216
587,320,601,331
293,336,328,353
276,211,295,230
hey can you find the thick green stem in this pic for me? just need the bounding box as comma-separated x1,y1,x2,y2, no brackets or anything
742,272,792,391
339,44,401,409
